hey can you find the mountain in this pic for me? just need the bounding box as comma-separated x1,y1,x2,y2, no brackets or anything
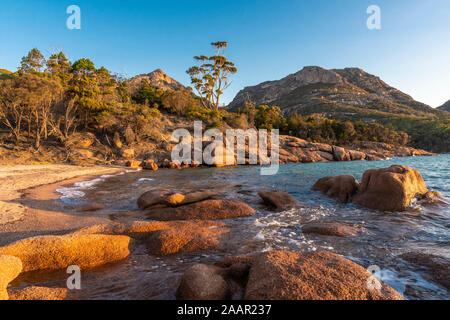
129,69,185,91
438,100,450,112
228,66,444,122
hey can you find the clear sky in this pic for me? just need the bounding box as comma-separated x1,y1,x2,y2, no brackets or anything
0,0,449,107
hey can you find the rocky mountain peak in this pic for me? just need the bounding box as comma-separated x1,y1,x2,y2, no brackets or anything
290,66,344,86
228,66,438,120
130,69,184,91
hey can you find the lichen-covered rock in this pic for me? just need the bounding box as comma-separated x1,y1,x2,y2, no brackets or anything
244,251,403,300
0,255,22,300
177,250,404,300
165,190,217,206
8,286,68,300
353,165,428,211
0,234,133,272
147,220,228,255
137,189,217,209
311,175,359,203
145,199,255,221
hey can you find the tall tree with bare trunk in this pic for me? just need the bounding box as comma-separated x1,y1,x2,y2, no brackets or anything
186,41,237,111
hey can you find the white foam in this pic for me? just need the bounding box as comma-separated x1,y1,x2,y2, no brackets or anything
254,231,265,240
55,188,86,200
137,178,154,182
56,170,127,203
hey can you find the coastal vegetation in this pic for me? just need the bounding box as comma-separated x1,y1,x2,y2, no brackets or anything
0,47,447,166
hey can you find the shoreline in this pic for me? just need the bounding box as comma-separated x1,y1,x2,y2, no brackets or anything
0,165,124,246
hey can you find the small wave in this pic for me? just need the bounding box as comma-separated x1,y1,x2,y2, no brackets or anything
56,170,127,203
55,188,86,200
137,178,154,182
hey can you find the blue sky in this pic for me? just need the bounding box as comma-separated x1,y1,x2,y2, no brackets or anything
0,0,449,107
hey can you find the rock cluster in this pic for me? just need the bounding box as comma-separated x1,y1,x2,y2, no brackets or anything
311,165,442,212
176,250,403,300
110,134,434,170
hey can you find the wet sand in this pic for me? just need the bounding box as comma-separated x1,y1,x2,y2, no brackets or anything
0,164,123,246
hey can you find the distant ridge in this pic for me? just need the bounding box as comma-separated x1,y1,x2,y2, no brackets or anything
228,66,443,121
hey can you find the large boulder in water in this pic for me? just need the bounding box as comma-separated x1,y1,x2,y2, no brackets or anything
0,255,22,300
145,199,255,221
244,251,403,300
353,165,428,211
311,175,359,203
0,234,133,272
137,189,217,209
400,252,450,290
147,220,228,255
258,190,298,211
137,190,171,209
302,222,359,237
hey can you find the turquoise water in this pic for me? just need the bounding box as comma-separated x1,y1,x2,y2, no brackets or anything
19,155,449,300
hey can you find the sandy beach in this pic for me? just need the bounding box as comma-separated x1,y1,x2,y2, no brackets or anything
0,164,123,246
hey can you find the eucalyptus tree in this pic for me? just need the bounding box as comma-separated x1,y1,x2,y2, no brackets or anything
186,41,237,111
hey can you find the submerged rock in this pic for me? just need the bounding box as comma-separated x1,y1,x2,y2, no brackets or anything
0,234,133,272
8,286,68,300
400,252,450,290
0,255,23,300
353,165,428,211
145,199,255,221
258,190,298,211
311,175,359,203
302,222,359,237
80,203,105,212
